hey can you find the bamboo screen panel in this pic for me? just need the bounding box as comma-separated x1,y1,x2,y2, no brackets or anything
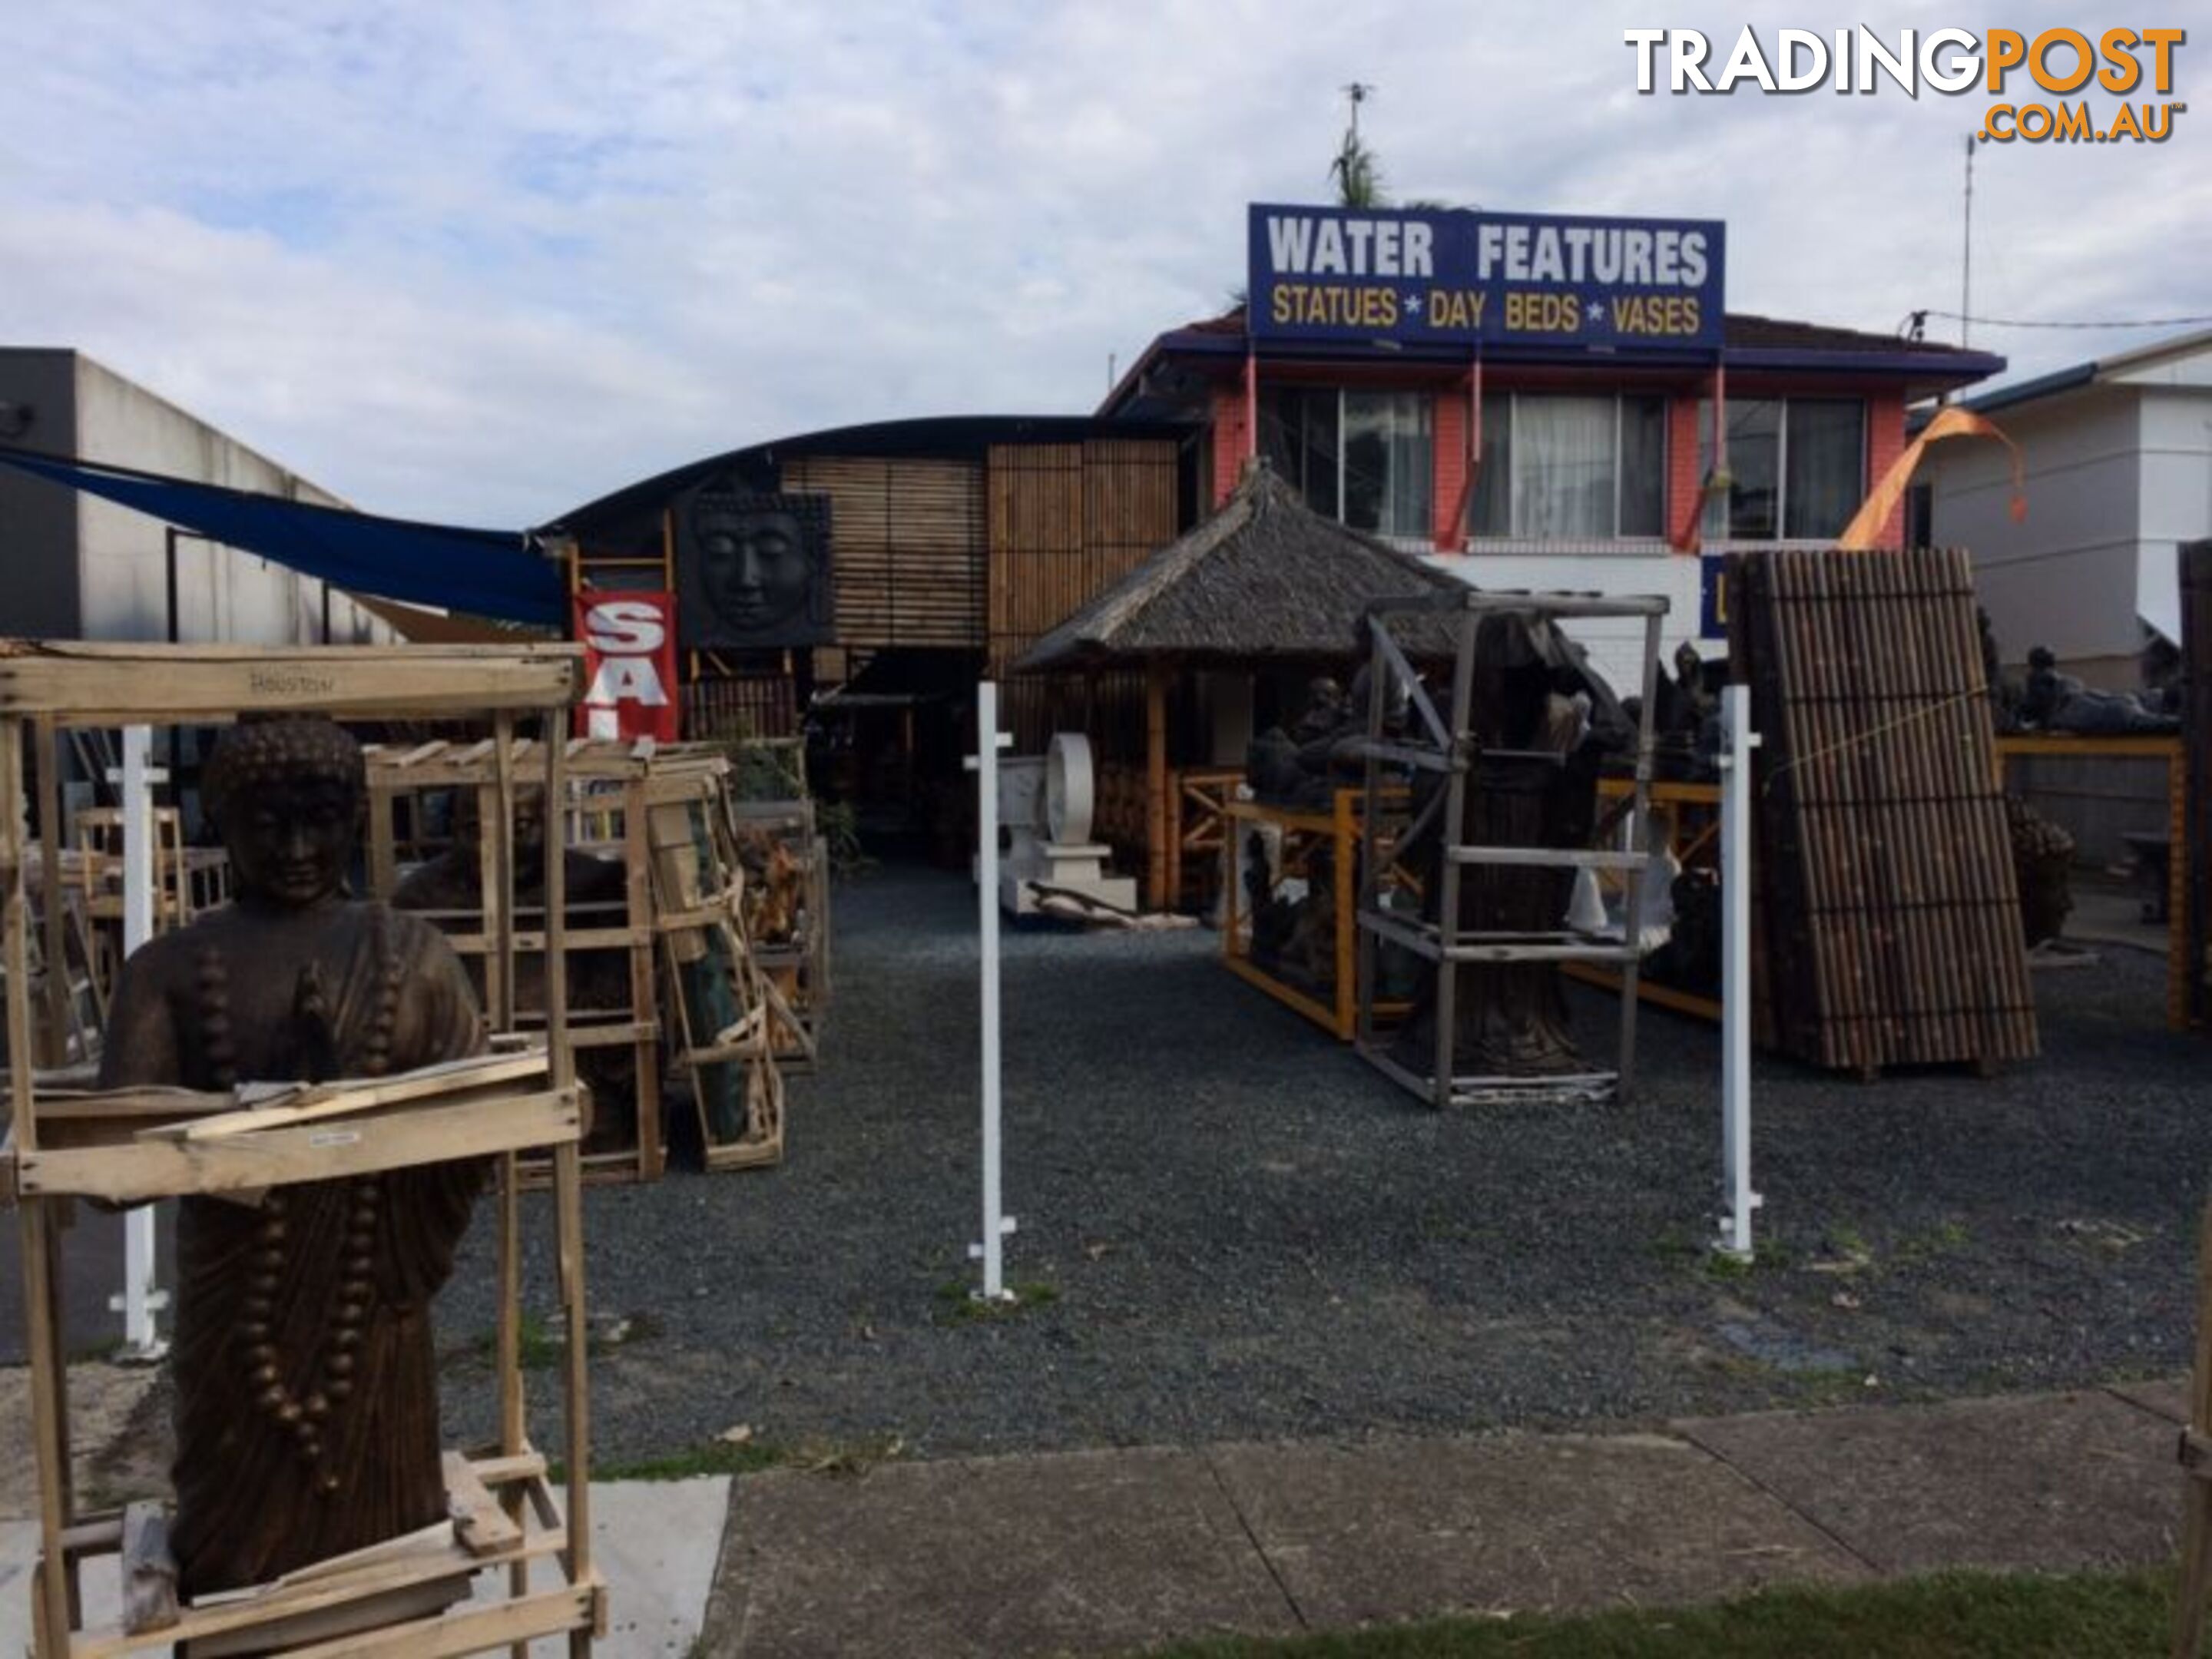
2184,538,2211,1029
985,439,1179,674
685,674,798,740
783,455,984,650
1727,547,2038,1072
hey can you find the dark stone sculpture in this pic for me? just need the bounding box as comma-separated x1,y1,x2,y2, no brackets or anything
100,718,488,1599
1390,614,1604,1080
2020,645,2179,734
676,485,833,651
2007,793,2076,945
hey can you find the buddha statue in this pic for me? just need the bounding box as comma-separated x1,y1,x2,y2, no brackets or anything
99,717,489,1600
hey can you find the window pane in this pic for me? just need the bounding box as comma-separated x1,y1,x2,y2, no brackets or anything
1784,399,1864,540
1388,392,1432,538
1701,399,1780,541
1258,389,1338,519
1512,395,1614,538
1619,396,1666,537
1469,392,1510,536
1342,391,1430,536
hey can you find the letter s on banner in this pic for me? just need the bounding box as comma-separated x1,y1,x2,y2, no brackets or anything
574,590,680,742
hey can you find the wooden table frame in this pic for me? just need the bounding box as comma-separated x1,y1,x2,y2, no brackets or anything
1993,733,2188,1031
1221,788,1410,1041
0,641,605,1657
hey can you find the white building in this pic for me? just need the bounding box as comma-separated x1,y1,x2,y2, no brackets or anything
1924,328,2212,682
0,347,393,646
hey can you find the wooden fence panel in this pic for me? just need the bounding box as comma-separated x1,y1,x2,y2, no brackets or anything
785,455,985,650
1728,547,2038,1072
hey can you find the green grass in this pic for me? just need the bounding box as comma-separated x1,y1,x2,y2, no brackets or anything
1137,1568,2170,1658
933,1277,1062,1322
574,1429,909,1483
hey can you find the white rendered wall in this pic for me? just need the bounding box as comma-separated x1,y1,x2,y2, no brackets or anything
71,356,394,646
2131,384,2212,644
1926,386,2146,668
1426,546,1705,700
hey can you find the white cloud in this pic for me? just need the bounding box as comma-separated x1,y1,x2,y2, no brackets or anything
2,1,2203,524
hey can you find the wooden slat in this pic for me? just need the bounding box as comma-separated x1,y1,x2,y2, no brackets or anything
1727,547,2037,1072
0,643,579,721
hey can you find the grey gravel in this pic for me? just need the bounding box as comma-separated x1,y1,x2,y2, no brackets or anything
437,866,2212,1468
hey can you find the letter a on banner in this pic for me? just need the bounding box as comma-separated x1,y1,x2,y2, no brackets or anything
575,590,680,741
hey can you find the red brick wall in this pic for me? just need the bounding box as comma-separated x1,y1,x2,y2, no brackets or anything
1665,395,1705,548
1432,382,1469,550
1865,389,1907,546
1209,382,1247,508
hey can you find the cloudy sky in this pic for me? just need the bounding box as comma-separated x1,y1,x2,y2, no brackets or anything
5,2,2203,526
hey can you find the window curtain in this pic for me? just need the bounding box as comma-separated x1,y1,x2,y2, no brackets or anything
1783,400,1865,539
1513,396,1615,538
1701,399,1782,541
1342,392,1429,537
1469,392,1511,537
1618,397,1666,537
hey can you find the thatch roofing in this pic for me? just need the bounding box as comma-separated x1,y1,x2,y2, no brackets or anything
1015,465,1462,673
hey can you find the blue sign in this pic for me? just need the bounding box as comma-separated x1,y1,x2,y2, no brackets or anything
1700,551,1729,638
1248,204,1725,353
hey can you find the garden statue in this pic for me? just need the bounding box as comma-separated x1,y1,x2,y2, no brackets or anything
2007,793,2077,945
2020,644,2179,734
100,717,489,1600
1391,613,1604,1080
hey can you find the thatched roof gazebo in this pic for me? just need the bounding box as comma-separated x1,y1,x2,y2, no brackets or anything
1016,464,1461,674
1015,463,1464,907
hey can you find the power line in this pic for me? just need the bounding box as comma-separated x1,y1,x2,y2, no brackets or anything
1917,306,2212,333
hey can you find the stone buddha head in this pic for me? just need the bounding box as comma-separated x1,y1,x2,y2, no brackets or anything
202,717,366,910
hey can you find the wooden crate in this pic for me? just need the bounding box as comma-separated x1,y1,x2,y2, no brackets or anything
0,641,605,1658
364,738,677,1187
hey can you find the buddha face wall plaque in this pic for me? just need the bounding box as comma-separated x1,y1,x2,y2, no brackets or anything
677,485,833,650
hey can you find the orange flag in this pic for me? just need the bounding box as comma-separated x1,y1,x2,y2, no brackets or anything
1836,406,2026,551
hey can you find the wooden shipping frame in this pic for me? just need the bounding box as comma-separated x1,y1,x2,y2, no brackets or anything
727,796,830,1071
1352,591,1667,1108
1992,733,2188,1031
1220,788,1412,1041
364,738,677,1185
1564,777,1725,1025
0,641,606,1657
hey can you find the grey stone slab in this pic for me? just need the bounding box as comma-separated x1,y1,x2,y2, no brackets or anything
2108,1375,2193,1426
1206,1430,1868,1631
1679,1389,2181,1576
468,1476,731,1657
702,1447,1298,1659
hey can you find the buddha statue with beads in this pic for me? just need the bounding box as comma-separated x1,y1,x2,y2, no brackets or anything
99,716,488,1599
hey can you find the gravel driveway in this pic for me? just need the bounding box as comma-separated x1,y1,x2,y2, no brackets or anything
439,865,2211,1468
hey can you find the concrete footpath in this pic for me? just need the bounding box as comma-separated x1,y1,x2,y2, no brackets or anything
0,1373,2194,1657
700,1379,2192,1657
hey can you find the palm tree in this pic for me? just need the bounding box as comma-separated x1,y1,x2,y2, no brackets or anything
1330,82,1385,208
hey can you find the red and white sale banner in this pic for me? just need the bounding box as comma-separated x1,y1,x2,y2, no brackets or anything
575,590,679,742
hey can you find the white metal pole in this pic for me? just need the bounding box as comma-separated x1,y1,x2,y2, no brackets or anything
970,683,1015,1301
1718,686,1761,1260
116,724,168,1359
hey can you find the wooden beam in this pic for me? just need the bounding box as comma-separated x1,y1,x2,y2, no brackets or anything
1144,661,1169,910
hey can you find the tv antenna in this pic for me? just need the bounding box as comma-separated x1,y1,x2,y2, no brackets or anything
1343,81,1373,137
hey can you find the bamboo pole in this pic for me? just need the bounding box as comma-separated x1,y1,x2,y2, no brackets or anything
1144,661,1169,911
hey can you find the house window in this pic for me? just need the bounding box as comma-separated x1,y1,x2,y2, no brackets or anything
1469,393,1667,539
1698,398,1866,541
1260,389,1432,538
